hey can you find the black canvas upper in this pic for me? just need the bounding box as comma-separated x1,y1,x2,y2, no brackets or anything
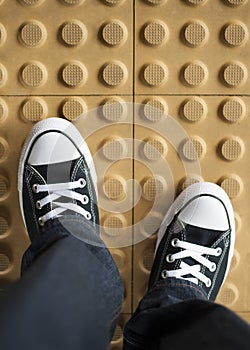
149,197,232,301
22,155,99,242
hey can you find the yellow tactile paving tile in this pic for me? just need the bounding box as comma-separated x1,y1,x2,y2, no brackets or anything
0,0,133,95
135,0,249,95
73,98,133,313
0,95,133,315
133,95,250,313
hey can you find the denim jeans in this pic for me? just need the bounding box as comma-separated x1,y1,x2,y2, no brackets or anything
0,218,249,350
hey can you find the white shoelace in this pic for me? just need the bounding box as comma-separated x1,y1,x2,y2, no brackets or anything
161,238,222,287
32,178,91,225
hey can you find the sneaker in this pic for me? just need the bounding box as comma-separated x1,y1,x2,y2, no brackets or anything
148,182,235,301
18,118,99,242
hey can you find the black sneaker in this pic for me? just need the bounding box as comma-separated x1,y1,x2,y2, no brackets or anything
148,182,235,301
18,118,99,242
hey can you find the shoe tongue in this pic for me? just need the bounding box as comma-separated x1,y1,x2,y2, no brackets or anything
32,159,78,184
182,221,223,247
171,220,220,280
31,159,82,217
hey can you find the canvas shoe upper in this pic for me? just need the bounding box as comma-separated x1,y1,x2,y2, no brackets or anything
148,182,235,301
18,118,99,242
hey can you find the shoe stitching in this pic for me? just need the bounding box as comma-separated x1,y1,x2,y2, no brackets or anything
79,163,97,225
211,229,230,248
208,237,230,299
201,230,230,296
71,157,97,225
199,229,229,288
155,230,171,283
26,171,39,233
25,165,47,232
177,229,185,271
189,229,230,294
71,158,85,221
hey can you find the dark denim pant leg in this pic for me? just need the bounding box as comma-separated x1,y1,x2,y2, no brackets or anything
0,218,123,350
123,278,250,350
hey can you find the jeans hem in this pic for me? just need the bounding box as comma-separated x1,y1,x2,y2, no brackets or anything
150,277,208,300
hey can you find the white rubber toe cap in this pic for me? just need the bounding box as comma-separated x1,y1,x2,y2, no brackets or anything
28,132,81,166
179,196,229,231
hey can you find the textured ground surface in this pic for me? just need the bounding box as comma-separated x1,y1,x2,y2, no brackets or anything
0,1,250,348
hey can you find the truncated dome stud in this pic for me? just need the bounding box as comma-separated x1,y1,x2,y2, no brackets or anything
19,0,45,6
144,0,167,5
143,98,168,122
182,137,206,161
0,138,9,162
62,98,87,121
219,175,243,198
143,137,168,160
220,137,245,161
103,138,128,161
182,61,208,86
60,0,85,6
226,0,248,6
21,98,48,122
185,0,208,5
102,98,126,121
143,21,168,46
0,63,7,88
182,98,207,122
220,98,246,123
103,177,126,200
0,216,8,235
0,253,10,272
103,0,125,6
102,21,127,46
61,21,87,46
221,62,247,87
19,21,47,47
61,62,88,87
20,62,47,88
183,21,209,47
0,176,9,199
143,62,168,86
102,62,127,86
223,22,248,46
0,23,6,46
0,98,8,122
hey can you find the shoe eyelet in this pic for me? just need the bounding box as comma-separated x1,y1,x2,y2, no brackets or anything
166,254,175,263
209,263,216,272
171,238,179,247
38,217,45,226
161,270,168,279
32,184,38,193
215,247,222,256
79,178,86,188
36,201,42,210
82,195,89,204
85,212,91,220
205,279,211,288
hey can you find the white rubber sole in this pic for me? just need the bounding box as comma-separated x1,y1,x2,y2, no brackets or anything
156,182,236,288
18,117,98,229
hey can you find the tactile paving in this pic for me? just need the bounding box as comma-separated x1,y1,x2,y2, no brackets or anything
0,1,250,349
136,0,250,94
134,95,250,319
